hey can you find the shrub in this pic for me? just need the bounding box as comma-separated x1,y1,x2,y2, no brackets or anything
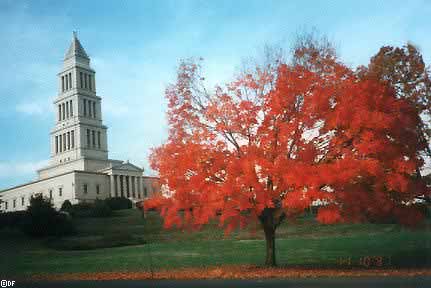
20,195,75,237
0,211,27,230
71,202,95,217
60,200,73,213
411,203,430,218
105,197,133,210
91,200,112,217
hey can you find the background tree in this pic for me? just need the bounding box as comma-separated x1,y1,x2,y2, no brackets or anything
21,195,75,237
364,43,431,202
146,41,428,266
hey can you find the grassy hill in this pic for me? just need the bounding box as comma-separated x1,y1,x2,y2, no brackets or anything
1,209,430,277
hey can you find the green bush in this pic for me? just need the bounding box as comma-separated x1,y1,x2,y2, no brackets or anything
0,211,27,230
60,200,73,213
21,195,75,237
105,197,133,210
71,202,95,217
91,200,112,217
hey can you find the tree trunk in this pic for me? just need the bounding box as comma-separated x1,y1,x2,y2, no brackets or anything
259,207,278,267
263,222,276,266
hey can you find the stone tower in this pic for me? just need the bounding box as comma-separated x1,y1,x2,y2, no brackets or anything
50,32,108,165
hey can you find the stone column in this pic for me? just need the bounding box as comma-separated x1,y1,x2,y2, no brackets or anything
133,176,138,199
109,174,115,198
136,176,141,198
127,176,131,198
116,175,121,197
122,175,127,198
139,176,145,199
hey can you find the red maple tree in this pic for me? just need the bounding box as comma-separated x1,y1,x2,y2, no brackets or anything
146,49,427,266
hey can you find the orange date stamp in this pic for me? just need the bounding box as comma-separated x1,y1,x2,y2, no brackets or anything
338,256,392,267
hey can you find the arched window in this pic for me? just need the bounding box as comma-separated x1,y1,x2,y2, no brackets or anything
67,132,70,150
55,136,58,153
92,130,96,147
87,129,91,147
63,133,66,151
83,99,87,116
88,100,92,117
71,130,75,148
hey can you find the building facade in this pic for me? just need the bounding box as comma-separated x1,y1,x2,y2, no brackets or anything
0,33,159,212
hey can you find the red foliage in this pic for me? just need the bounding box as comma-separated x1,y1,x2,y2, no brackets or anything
148,54,427,236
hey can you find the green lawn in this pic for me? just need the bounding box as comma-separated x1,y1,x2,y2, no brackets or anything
1,209,430,277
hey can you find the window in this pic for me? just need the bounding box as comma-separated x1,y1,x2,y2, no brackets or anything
13,199,16,208
66,101,69,118
62,103,65,120
65,74,69,90
93,101,96,118
62,76,65,92
87,129,91,147
71,130,75,148
59,187,63,197
84,73,88,89
83,99,87,116
63,133,66,151
70,100,73,116
138,191,141,199
97,131,101,149
88,100,92,117
80,72,83,88
5,201,8,210
92,130,96,147
89,75,92,91
96,184,100,194
21,197,25,206
144,187,148,198
67,132,70,150
69,72,72,88
58,104,61,121
49,190,53,200
83,184,88,194
59,134,62,152
55,136,59,153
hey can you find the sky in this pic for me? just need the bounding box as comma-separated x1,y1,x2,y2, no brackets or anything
0,0,430,190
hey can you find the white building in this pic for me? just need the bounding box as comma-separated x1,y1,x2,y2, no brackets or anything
0,33,159,212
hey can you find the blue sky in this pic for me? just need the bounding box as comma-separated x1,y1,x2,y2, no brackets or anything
0,0,430,189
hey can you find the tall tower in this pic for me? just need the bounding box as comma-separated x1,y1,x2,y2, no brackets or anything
50,32,108,165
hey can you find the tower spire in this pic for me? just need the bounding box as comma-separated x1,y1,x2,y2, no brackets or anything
64,31,89,60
